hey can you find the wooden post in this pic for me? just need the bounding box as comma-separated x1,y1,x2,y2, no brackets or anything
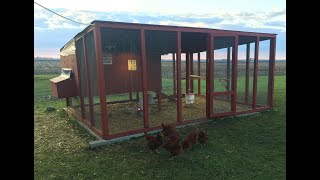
173,53,176,96
231,36,238,113
186,53,190,94
82,36,95,127
206,33,214,118
190,53,194,93
140,29,149,128
268,38,276,108
177,32,182,123
66,97,71,107
157,90,162,112
198,52,201,95
253,37,259,110
74,38,86,121
227,47,231,92
93,26,109,138
245,43,250,105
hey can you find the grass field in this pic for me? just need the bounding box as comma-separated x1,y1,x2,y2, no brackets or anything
34,74,285,179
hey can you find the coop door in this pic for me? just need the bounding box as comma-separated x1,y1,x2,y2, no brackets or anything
210,35,236,116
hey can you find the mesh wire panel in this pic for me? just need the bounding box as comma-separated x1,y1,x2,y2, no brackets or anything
213,37,234,92
212,37,234,113
236,41,255,112
180,32,207,121
145,30,178,126
84,31,101,130
213,95,231,113
161,54,175,96
256,39,270,107
192,53,199,94
71,96,81,112
100,27,144,134
75,37,89,122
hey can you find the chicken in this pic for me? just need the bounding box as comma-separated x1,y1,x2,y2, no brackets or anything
198,129,208,146
181,128,197,150
144,131,163,153
162,139,182,160
161,123,179,143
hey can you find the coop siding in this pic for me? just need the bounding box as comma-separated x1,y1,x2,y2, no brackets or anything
103,52,160,95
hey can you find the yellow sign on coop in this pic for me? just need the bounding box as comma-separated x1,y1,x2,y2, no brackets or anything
128,59,137,71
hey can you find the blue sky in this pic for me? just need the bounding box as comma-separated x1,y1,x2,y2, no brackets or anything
34,0,286,59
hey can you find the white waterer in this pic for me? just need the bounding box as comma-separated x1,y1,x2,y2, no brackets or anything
139,93,153,112
185,93,195,105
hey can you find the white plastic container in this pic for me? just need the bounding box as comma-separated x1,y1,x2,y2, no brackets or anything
185,93,195,105
139,93,153,111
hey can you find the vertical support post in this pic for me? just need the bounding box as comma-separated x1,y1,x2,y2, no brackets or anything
268,38,276,108
74,38,86,120
172,53,176,96
253,37,260,110
245,43,250,105
186,53,190,94
198,52,201,95
66,97,71,107
206,37,209,118
157,90,162,112
140,29,149,128
129,92,132,101
93,26,109,138
206,33,214,118
82,37,95,127
190,53,194,93
231,36,238,114
136,92,140,100
226,47,231,92
177,32,182,123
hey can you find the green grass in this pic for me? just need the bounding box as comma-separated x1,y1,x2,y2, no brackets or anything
34,75,285,179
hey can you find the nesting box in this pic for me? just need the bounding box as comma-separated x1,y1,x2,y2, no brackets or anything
50,68,76,98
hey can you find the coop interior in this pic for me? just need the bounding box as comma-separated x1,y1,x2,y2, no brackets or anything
67,27,273,136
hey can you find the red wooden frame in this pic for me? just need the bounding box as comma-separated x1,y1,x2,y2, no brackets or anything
140,29,149,128
176,31,182,124
186,53,190,93
82,36,95,126
206,33,214,118
226,47,231,92
190,53,194,93
94,26,109,138
268,38,276,108
62,21,277,140
172,53,176,96
253,37,259,110
197,52,201,95
245,43,250,105
232,36,239,114
74,38,86,120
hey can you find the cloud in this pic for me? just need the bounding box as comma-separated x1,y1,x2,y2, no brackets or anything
34,3,285,58
34,5,286,31
34,7,95,30
159,20,209,28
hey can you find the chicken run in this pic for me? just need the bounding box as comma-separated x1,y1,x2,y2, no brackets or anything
50,20,276,142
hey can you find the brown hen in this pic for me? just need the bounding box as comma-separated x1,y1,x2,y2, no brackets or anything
144,131,163,153
198,129,208,146
181,128,197,150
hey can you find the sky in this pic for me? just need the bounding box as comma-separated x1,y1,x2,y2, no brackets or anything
34,0,286,59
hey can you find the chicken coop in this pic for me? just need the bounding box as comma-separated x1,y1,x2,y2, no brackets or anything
50,20,276,140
